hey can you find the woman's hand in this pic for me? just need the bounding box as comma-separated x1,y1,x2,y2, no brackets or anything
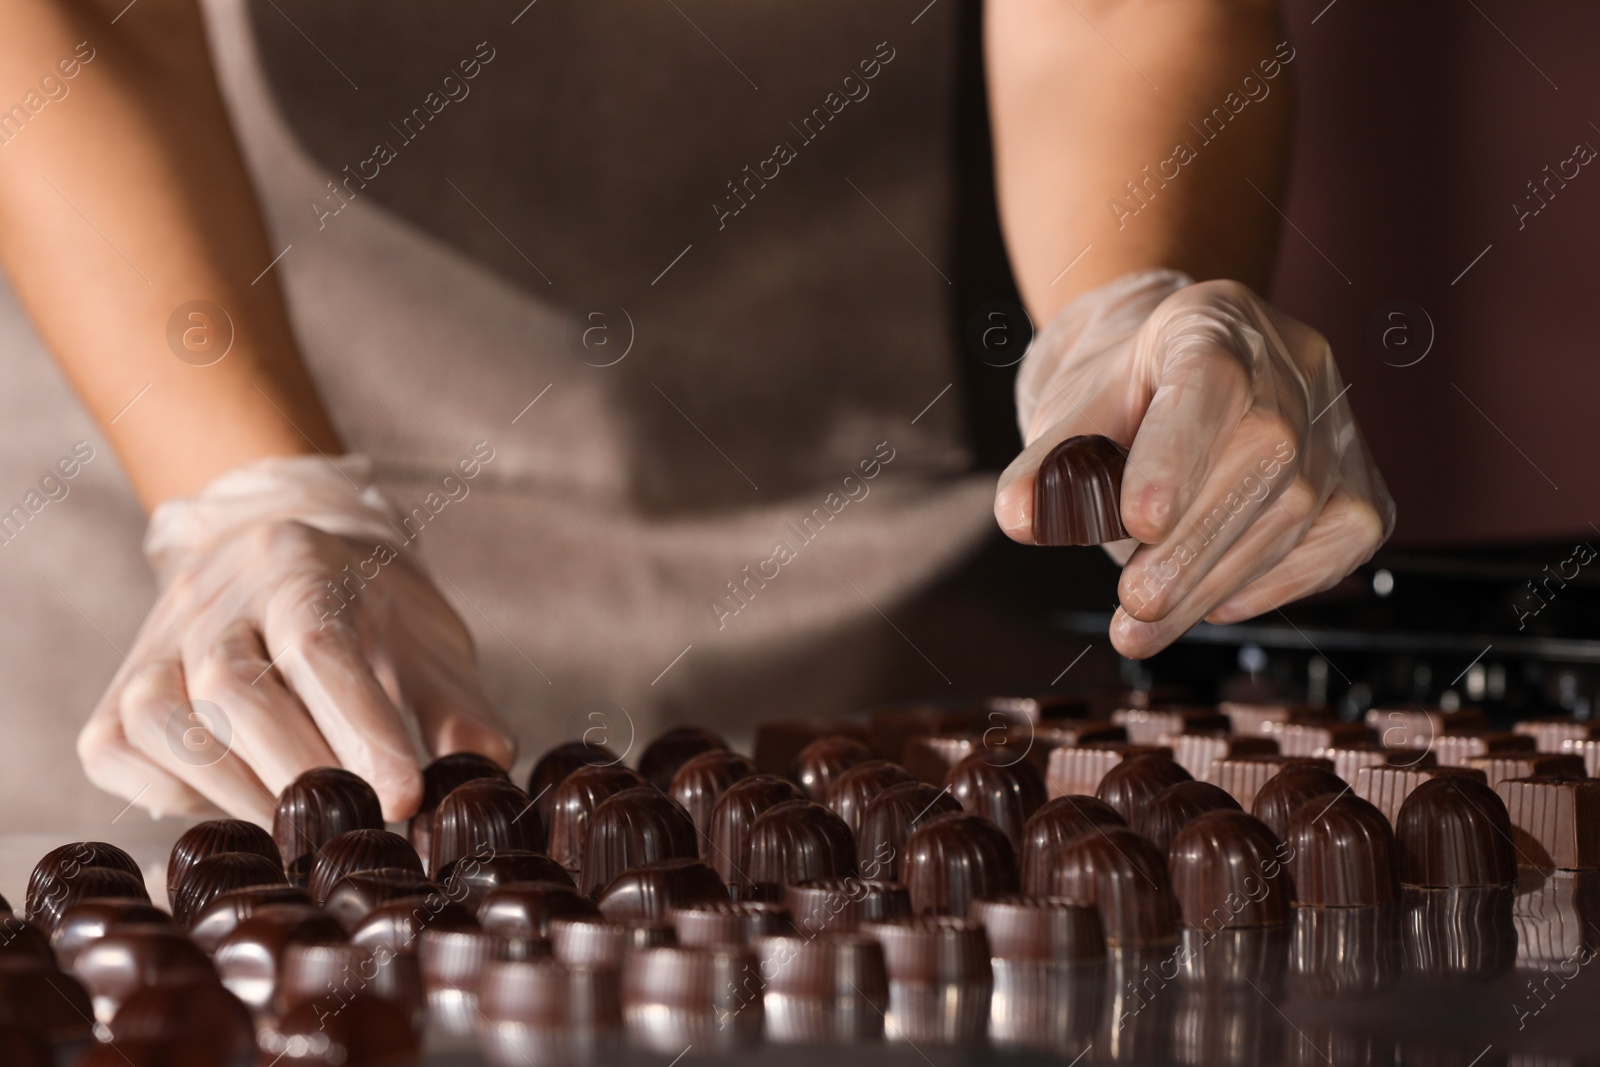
996,270,1395,659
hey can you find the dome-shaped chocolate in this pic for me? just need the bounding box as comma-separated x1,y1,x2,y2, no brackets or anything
188,886,314,954
1050,827,1177,946
172,852,286,929
947,751,1048,848
0,917,54,967
1137,781,1242,856
278,941,424,1020
1169,810,1290,929
409,752,510,862
755,719,874,775
1033,434,1129,545
856,780,963,883
547,764,647,872
214,905,346,1010
581,787,700,896
1286,793,1400,906
825,760,917,837
322,869,440,932
707,774,806,891
29,867,150,936
74,925,217,1020
166,820,280,910
669,749,758,849
638,726,727,791
107,979,253,1057
526,740,620,829
1019,795,1127,895
745,800,857,901
791,735,875,802
902,811,1019,917
50,900,173,971
596,858,729,922
1396,775,1517,887
1096,755,1192,823
272,768,384,869
307,830,422,907
428,777,541,876
478,881,599,942
350,898,477,956
1250,764,1348,841
435,850,574,912
26,841,142,923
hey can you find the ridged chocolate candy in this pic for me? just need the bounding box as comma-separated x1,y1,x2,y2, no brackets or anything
74,925,217,1021
971,895,1105,963
1019,795,1127,896
478,881,599,942
1032,434,1128,545
29,867,150,937
526,739,620,829
1288,903,1400,997
1211,754,1334,809
1050,827,1177,945
1286,793,1400,906
547,764,648,872
638,726,727,791
1469,752,1586,790
597,859,729,922
1095,754,1192,823
1250,764,1348,841
707,774,806,891
436,850,575,912
410,752,510,863
172,852,285,929
671,900,793,946
1137,781,1242,856
902,812,1019,917
786,879,911,935
188,885,314,954
50,900,173,972
214,904,345,1010
1497,775,1600,869
744,800,857,901
947,751,1048,849
791,735,875,802
350,898,477,957
272,767,384,870
1395,774,1516,887
307,830,422,907
1169,811,1291,928
166,820,280,910
25,841,143,924
1354,764,1488,827
428,777,541,876
322,868,440,932
669,749,757,849
855,780,963,882
826,760,917,837
581,787,700,897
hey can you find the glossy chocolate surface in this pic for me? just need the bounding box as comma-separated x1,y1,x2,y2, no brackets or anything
188,885,315,954
596,858,729,922
266,994,419,1066
1402,885,1516,979
901,811,1019,918
707,774,806,890
526,739,620,829
1497,775,1600,869
861,914,992,984
173,851,288,929
428,776,542,876
1050,827,1178,946
1395,774,1517,887
550,914,677,969
307,829,423,906
214,905,346,1009
1212,754,1335,809
1019,794,1129,896
1095,753,1193,823
271,767,384,869
350,897,478,956
547,763,648,872
165,819,280,910
855,780,963,882
638,726,728,790
1250,764,1350,841
825,759,917,837
278,940,425,1019
477,955,623,1028
50,899,173,971
478,881,599,941
581,786,700,897
671,900,793,945
1032,434,1129,545
1286,793,1401,906
1047,743,1174,801
107,980,254,1057
1169,810,1292,928
321,868,440,932
435,849,575,912
410,752,510,861
947,750,1048,849
669,749,758,848
785,879,911,935
25,841,142,923
1136,780,1242,855
74,925,217,1019
745,799,857,900
791,734,875,801
971,895,1105,963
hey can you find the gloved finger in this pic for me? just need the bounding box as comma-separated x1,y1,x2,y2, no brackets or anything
181,618,340,798
403,653,517,767
116,657,277,824
263,596,424,822
1206,487,1389,624
1117,415,1307,622
994,384,1130,543
78,680,215,819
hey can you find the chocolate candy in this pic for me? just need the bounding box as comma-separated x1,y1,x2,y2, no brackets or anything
1136,781,1242,855
172,852,284,929
477,955,623,1029
1019,795,1127,896
1497,776,1600,869
74,925,217,1021
755,719,873,776
1250,764,1348,841
791,735,875,801
1564,738,1600,777
25,841,143,924
526,739,620,829
1516,717,1600,752
1167,733,1279,782
971,895,1105,963
108,979,254,1060
947,751,1048,849
758,932,889,1044
745,799,857,900
214,904,346,1009
1468,752,1586,790
1402,885,1516,979
1395,774,1516,887
350,897,478,957
1364,704,1486,750
623,943,761,1051
265,994,419,1067
410,752,510,862
1169,810,1290,928
707,774,806,890
902,734,992,787
279,941,425,1022
321,868,440,932
825,759,917,837
50,900,173,971
596,858,728,922
785,879,911,935
1429,732,1536,767
1265,720,1376,757
547,764,648,872
436,850,575,912
188,885,314,954
1286,792,1400,906
479,882,600,942
669,749,757,848
1219,701,1320,736
1211,754,1334,809
165,819,280,910
272,767,384,870
1327,743,1437,784
1047,743,1172,799
0,963,93,1046
855,780,963,882
901,811,1019,917
0,1028,50,1067
418,927,496,1018
671,900,793,946
862,914,992,984
1354,764,1488,827
1032,434,1128,545
581,786,700,897
29,867,151,938
1096,753,1192,823
0,917,55,967
429,776,542,876
1112,705,1231,745
1050,827,1177,946
307,830,423,906
550,915,676,968
638,726,727,790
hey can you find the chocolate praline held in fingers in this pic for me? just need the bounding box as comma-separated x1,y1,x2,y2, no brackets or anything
745,799,857,901
855,780,963,883
321,868,441,932
826,759,917,837
436,850,575,912
597,858,729,922
1050,826,1178,946
428,776,542,876
1032,434,1129,546
410,752,510,862
272,767,384,870
25,841,143,923
50,900,173,971
581,786,700,897
1286,792,1401,906
73,925,217,1021
165,819,280,910
791,735,876,802
902,811,1019,918
638,726,728,791
527,739,620,827
1396,774,1517,887
946,749,1049,849
307,829,423,907
478,881,599,942
1136,781,1242,856
214,904,346,1010
547,764,649,873
1169,810,1291,928
188,885,314,954
1019,794,1127,896
669,749,758,849
707,774,806,891
1095,753,1193,823
1250,764,1349,842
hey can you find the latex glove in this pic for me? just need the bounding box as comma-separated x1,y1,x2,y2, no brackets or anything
996,269,1395,658
77,455,515,824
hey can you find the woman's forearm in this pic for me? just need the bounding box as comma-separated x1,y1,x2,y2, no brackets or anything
0,0,339,511
987,0,1293,323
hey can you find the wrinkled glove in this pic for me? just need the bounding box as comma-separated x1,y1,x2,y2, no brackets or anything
77,454,514,824
996,269,1395,658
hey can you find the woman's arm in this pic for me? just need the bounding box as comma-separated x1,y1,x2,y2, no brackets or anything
0,0,338,510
